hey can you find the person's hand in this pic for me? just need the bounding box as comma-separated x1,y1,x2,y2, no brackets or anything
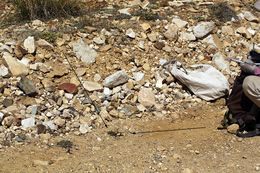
240,59,256,74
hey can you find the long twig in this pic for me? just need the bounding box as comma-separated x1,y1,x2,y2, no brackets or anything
63,53,108,128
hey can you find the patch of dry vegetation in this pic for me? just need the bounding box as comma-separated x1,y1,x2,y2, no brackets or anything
11,0,86,20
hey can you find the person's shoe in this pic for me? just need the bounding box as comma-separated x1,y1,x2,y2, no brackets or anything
255,0,260,11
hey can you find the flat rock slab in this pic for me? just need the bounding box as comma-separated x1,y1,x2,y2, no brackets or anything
58,83,77,94
3,52,29,76
83,81,103,91
17,76,38,96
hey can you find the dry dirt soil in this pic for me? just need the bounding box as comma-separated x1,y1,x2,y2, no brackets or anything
1,100,260,173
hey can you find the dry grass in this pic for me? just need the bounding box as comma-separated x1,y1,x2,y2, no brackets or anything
11,0,85,20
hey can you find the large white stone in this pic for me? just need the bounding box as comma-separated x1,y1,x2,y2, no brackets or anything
193,22,215,38
0,65,9,77
24,36,36,53
21,117,35,129
103,70,129,88
126,28,136,39
72,39,97,64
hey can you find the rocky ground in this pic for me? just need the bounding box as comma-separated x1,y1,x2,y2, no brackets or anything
0,0,260,172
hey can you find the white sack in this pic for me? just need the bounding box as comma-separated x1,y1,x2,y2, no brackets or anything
167,61,229,101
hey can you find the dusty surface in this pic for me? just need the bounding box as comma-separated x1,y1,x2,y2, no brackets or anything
1,100,260,173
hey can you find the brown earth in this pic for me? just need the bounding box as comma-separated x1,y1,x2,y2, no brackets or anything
1,100,260,173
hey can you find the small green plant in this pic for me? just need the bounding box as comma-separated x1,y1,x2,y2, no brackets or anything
208,3,238,23
35,31,62,43
133,10,161,20
107,130,123,137
73,15,94,29
57,140,73,149
11,0,85,20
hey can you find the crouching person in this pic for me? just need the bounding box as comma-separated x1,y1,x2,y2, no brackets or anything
224,48,260,137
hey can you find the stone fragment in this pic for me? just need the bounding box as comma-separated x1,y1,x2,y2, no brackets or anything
99,45,112,52
72,40,97,64
36,39,54,50
42,78,55,92
17,76,38,96
138,88,156,107
94,74,101,82
58,83,77,94
64,93,73,99
2,116,15,127
103,87,112,96
53,117,66,127
203,34,222,49
193,22,215,38
133,72,145,81
147,32,158,42
43,121,57,130
171,18,188,28
212,52,230,73
103,70,129,88
0,44,12,53
23,36,36,53
140,23,151,31
0,112,4,122
21,117,35,129
48,62,69,77
255,0,260,11
55,38,65,47
3,98,13,108
126,28,136,38
83,81,103,91
18,97,36,106
32,19,45,27
179,32,196,41
119,8,131,15
244,11,258,22
143,63,150,71
3,52,29,76
164,24,178,40
154,41,165,50
75,68,86,76
227,124,239,134
0,65,9,77
37,124,46,134
14,45,27,59
93,37,105,45
221,26,234,36
79,123,89,134
236,27,251,39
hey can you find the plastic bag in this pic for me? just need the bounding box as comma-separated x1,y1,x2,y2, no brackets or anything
166,61,229,101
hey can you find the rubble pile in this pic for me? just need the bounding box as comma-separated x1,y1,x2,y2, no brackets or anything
0,0,259,144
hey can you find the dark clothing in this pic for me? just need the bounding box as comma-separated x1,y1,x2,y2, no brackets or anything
227,72,256,130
